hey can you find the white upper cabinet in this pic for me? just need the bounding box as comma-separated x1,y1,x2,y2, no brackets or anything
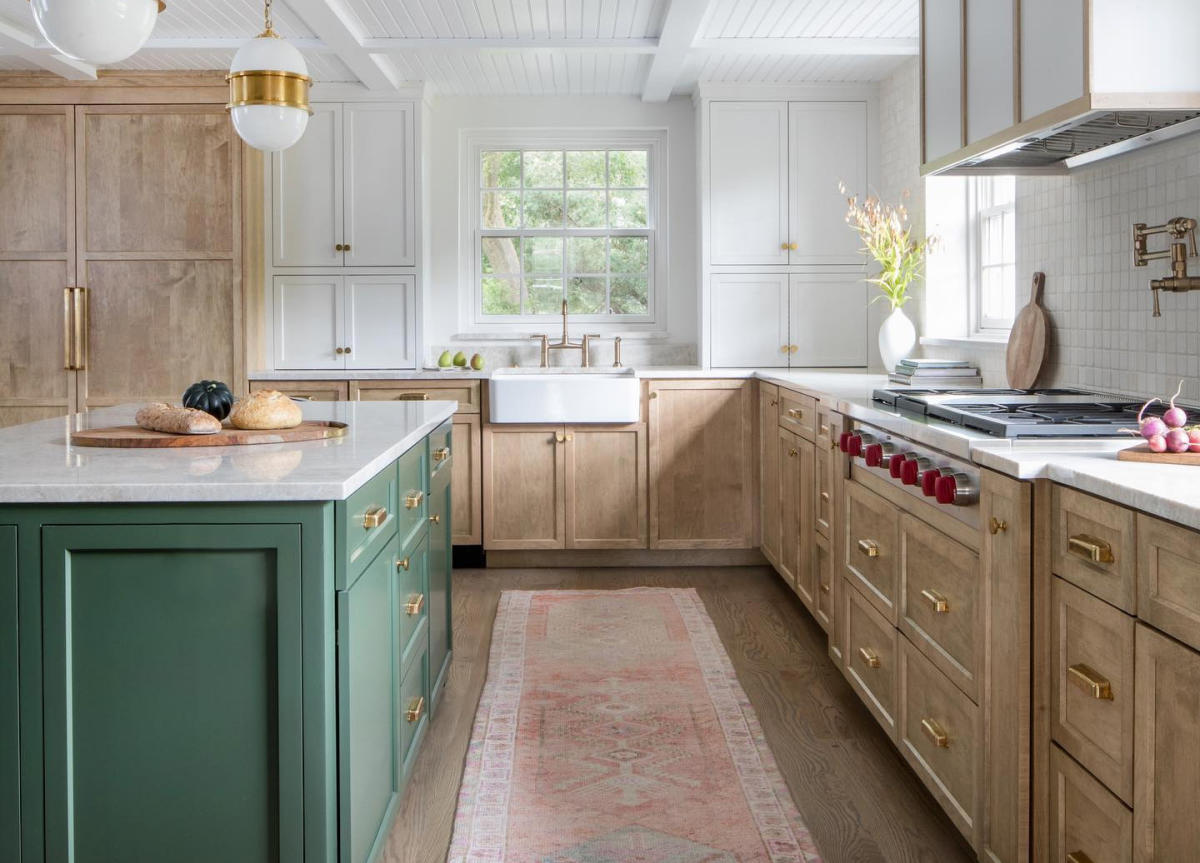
922,0,964,165
710,273,790,368
789,275,867,367
1019,0,1085,122
708,102,790,267
965,0,1016,142
273,275,343,370
271,101,416,268
344,275,416,369
788,102,867,267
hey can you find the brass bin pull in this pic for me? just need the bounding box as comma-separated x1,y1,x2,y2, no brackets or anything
1067,663,1114,700
1066,852,1095,863
921,588,950,614
404,490,424,509
405,696,425,724
857,539,880,558
404,593,425,616
396,557,410,572
395,392,430,401
362,505,387,529
1068,533,1115,564
433,446,451,462
858,646,880,668
921,717,950,748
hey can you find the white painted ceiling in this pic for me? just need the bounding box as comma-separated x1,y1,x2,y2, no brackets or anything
0,0,918,96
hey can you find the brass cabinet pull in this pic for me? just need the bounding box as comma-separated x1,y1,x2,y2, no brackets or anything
788,448,797,457
921,717,950,748
921,588,950,614
819,424,830,436
405,695,425,723
1066,852,1095,863
857,538,880,558
433,446,451,462
69,286,87,370
820,491,830,502
429,513,441,525
1068,534,1114,564
395,392,430,401
404,490,424,509
787,408,803,420
555,431,566,443
820,583,831,594
396,557,410,572
1067,663,1113,700
989,517,1008,535
362,505,387,529
769,398,779,406
781,242,797,251
858,646,880,668
565,433,573,442
404,593,424,616
63,287,73,369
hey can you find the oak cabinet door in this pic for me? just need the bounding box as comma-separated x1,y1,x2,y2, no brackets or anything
274,276,345,370
451,415,483,546
483,426,566,549
792,436,816,610
787,101,867,266
343,103,415,267
778,427,801,588
566,426,647,549
344,275,416,370
273,103,343,267
759,383,782,566
710,273,791,368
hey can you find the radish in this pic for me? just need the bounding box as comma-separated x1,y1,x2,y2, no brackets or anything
1188,427,1200,453
1165,427,1191,453
1163,381,1188,429
1135,398,1167,440
1147,433,1168,453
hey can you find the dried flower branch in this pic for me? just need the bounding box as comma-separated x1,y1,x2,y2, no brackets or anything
839,182,938,311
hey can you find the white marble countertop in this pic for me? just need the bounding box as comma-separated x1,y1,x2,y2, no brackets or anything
0,401,457,504
250,368,491,380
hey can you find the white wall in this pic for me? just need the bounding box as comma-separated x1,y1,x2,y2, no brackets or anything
422,94,698,367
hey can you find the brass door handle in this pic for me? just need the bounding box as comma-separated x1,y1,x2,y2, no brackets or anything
921,717,950,748
404,593,424,616
405,695,425,723
920,588,950,614
989,517,1008,535
430,514,441,524
362,505,387,528
858,646,880,668
395,392,430,401
433,446,451,462
1068,534,1114,564
404,490,424,509
1067,663,1113,700
857,539,880,558
396,557,410,571
1066,852,1095,863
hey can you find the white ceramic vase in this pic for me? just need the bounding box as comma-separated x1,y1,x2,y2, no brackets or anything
878,306,916,373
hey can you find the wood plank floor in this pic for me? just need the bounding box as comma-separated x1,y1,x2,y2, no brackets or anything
382,567,976,863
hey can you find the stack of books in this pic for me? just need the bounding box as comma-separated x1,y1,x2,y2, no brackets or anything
889,358,983,387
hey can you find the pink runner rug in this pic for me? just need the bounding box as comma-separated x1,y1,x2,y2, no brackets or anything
448,588,822,863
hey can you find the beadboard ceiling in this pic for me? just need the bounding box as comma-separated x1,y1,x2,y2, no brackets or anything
0,0,918,96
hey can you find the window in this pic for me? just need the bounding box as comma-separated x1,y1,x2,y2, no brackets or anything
467,135,663,329
969,175,1016,332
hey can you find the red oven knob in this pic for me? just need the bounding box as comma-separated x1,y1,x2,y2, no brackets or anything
839,432,853,453
935,474,958,505
935,472,978,506
847,434,863,457
901,456,929,486
889,453,907,478
922,466,948,497
864,443,882,467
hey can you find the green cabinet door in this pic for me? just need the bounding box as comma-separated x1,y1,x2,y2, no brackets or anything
1,526,16,863
40,523,305,863
337,535,400,863
428,463,452,704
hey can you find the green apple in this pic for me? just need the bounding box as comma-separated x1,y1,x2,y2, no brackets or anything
470,353,484,370
437,350,453,368
453,351,468,367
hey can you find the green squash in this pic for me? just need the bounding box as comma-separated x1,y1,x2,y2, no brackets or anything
182,380,234,421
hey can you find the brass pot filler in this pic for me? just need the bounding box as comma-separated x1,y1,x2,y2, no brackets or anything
1133,216,1200,316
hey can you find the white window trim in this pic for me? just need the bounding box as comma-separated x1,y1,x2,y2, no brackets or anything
458,127,669,336
966,176,1016,337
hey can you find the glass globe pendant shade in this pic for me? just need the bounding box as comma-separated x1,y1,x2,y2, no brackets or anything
29,0,164,65
227,31,312,152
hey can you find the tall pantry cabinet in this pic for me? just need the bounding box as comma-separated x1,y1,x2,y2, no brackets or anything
0,80,249,428
699,89,875,369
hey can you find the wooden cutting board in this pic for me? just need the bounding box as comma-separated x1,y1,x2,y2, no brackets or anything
70,420,348,448
1117,444,1200,465
1006,271,1049,390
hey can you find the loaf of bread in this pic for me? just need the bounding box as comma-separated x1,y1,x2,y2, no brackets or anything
229,390,304,430
135,403,222,435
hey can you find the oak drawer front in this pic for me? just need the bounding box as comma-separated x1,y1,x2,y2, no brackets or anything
1052,485,1136,613
1050,745,1132,863
394,443,428,553
898,636,981,843
398,641,430,776
428,420,453,483
355,380,481,414
815,405,835,443
814,533,833,633
844,480,900,623
1052,577,1135,803
844,579,898,737
898,513,982,701
249,379,348,401
1136,513,1200,652
778,389,817,440
814,444,833,539
396,535,428,673
343,462,399,585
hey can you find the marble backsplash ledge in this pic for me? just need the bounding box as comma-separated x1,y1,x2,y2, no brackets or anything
425,340,697,370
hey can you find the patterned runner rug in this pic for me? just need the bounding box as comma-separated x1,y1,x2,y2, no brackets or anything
448,588,822,862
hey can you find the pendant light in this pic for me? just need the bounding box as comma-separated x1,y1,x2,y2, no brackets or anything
29,0,165,65
227,0,312,152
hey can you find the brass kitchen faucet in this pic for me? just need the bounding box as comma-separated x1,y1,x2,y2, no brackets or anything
529,300,602,367
1133,216,1200,316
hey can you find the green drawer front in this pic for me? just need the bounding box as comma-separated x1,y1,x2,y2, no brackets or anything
398,644,429,781
343,462,399,586
396,535,429,675
395,443,428,553
428,421,453,483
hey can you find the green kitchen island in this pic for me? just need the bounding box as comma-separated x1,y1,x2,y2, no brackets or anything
0,399,456,863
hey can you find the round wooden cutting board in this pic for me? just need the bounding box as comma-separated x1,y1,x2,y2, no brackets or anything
70,420,348,448
1006,272,1049,390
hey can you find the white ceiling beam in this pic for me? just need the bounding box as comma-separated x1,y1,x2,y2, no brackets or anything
282,0,401,89
0,17,96,80
642,0,714,102
362,37,660,54
691,37,919,56
128,36,329,52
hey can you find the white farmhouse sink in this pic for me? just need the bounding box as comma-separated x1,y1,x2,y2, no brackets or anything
489,368,641,423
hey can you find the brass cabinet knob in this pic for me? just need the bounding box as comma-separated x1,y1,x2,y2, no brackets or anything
344,346,351,355
344,243,351,252
921,717,950,748
404,490,424,509
429,513,441,524
788,448,798,457
396,556,410,572
820,583,831,594
362,505,387,529
335,243,344,251
555,431,566,443
405,696,425,723
989,517,1008,535
769,399,779,406
1067,663,1113,700
788,344,799,354
781,242,798,251
780,345,790,354
335,347,345,355
858,646,880,668
404,593,424,616
433,446,451,462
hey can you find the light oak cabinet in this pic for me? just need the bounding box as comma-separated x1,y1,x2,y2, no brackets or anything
780,429,816,609
249,380,349,402
648,380,756,549
483,424,647,551
759,383,781,566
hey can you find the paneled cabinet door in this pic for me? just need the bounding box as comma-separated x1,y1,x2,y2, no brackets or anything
451,415,483,545
344,275,416,369
343,103,416,267
710,273,790,368
708,101,789,266
1133,623,1200,863
272,103,343,267
483,426,566,549
428,459,453,699
759,383,782,566
274,276,344,370
787,101,867,266
566,426,648,549
0,526,14,863
778,427,802,588
965,0,1016,143
922,0,965,165
789,275,868,367
787,434,817,610
1019,0,1085,122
